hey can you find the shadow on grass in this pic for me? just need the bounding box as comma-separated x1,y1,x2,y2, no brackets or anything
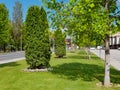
54,57,67,59
0,62,20,68
51,62,120,84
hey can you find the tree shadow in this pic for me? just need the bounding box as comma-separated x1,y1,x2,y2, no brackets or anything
0,62,20,68
54,56,67,59
110,68,120,83
51,62,120,84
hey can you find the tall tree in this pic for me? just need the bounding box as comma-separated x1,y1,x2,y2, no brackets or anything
68,0,116,86
12,0,23,51
92,0,116,86
0,4,10,52
25,6,51,69
74,0,116,86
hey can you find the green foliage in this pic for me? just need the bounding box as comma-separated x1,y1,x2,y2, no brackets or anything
0,4,10,51
25,6,51,69
54,29,66,57
42,0,117,47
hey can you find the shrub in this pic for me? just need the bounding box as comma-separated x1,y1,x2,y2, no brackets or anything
54,29,66,58
25,6,51,69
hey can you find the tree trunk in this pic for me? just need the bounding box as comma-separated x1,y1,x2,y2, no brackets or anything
3,44,6,52
20,31,22,51
88,37,91,60
88,47,91,60
104,0,110,87
99,49,101,57
104,34,110,87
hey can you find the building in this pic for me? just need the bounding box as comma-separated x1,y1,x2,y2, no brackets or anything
66,36,72,50
110,32,120,49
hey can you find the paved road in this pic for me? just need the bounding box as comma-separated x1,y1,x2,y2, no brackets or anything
91,49,120,71
0,51,25,64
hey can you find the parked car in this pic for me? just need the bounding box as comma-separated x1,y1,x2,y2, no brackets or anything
118,47,120,50
90,47,96,50
97,46,102,49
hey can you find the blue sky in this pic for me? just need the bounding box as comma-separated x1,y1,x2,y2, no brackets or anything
1,0,119,21
0,0,69,21
117,0,120,12
0,0,42,20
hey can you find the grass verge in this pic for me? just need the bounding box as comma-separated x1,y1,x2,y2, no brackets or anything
0,50,120,90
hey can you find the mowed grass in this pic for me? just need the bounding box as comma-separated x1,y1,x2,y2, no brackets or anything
0,50,120,90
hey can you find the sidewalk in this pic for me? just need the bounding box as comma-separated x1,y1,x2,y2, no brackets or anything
91,49,120,71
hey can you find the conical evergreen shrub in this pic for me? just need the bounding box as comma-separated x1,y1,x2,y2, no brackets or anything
54,29,66,58
25,6,51,69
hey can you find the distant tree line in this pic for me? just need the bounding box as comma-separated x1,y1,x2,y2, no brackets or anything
0,1,23,52
0,4,11,52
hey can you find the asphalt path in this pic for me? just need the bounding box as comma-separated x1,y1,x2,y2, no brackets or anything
0,51,25,64
91,49,120,71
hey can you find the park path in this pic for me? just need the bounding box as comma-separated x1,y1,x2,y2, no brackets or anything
0,51,25,64
91,49,120,71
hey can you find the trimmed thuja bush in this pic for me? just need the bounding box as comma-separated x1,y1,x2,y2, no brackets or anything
54,29,66,58
25,6,51,69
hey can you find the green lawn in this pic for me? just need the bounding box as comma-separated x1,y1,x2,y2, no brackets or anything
0,50,120,90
